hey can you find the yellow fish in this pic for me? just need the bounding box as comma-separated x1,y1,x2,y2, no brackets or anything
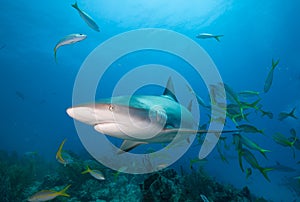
28,184,71,202
81,166,105,180
55,139,71,166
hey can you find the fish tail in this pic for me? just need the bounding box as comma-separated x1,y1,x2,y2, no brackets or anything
260,129,265,136
268,112,274,119
271,58,280,69
291,136,298,145
81,165,91,174
56,139,66,161
238,150,244,172
259,167,273,182
240,107,245,119
58,184,71,197
214,35,223,42
260,149,271,159
71,2,79,9
252,98,261,109
54,48,58,63
232,118,238,126
243,113,250,122
289,107,298,119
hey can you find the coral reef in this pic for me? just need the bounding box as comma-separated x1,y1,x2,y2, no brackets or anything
0,150,272,202
0,151,39,202
140,167,268,202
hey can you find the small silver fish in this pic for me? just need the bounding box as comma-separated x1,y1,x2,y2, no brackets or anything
72,2,100,32
196,33,224,42
54,34,87,62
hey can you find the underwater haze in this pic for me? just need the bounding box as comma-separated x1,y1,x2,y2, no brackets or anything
1,0,300,201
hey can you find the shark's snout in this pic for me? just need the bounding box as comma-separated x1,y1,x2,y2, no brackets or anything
66,106,99,125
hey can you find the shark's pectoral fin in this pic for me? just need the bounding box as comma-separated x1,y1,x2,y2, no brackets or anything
118,140,147,154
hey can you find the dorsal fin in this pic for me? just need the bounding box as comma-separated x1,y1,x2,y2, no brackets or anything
163,77,178,102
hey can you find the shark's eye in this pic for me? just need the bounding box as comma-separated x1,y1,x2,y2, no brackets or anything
109,104,114,111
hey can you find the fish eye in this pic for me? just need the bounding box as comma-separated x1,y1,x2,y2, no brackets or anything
109,104,114,111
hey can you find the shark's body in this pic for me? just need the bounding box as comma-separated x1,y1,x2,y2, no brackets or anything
67,79,235,152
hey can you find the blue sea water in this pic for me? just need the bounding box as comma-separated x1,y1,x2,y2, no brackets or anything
1,0,300,201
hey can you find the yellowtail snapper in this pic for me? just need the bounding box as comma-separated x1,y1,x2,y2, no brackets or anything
56,139,73,166
28,184,71,202
82,166,105,180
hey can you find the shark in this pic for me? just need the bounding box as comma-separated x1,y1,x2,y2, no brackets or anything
66,78,236,153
